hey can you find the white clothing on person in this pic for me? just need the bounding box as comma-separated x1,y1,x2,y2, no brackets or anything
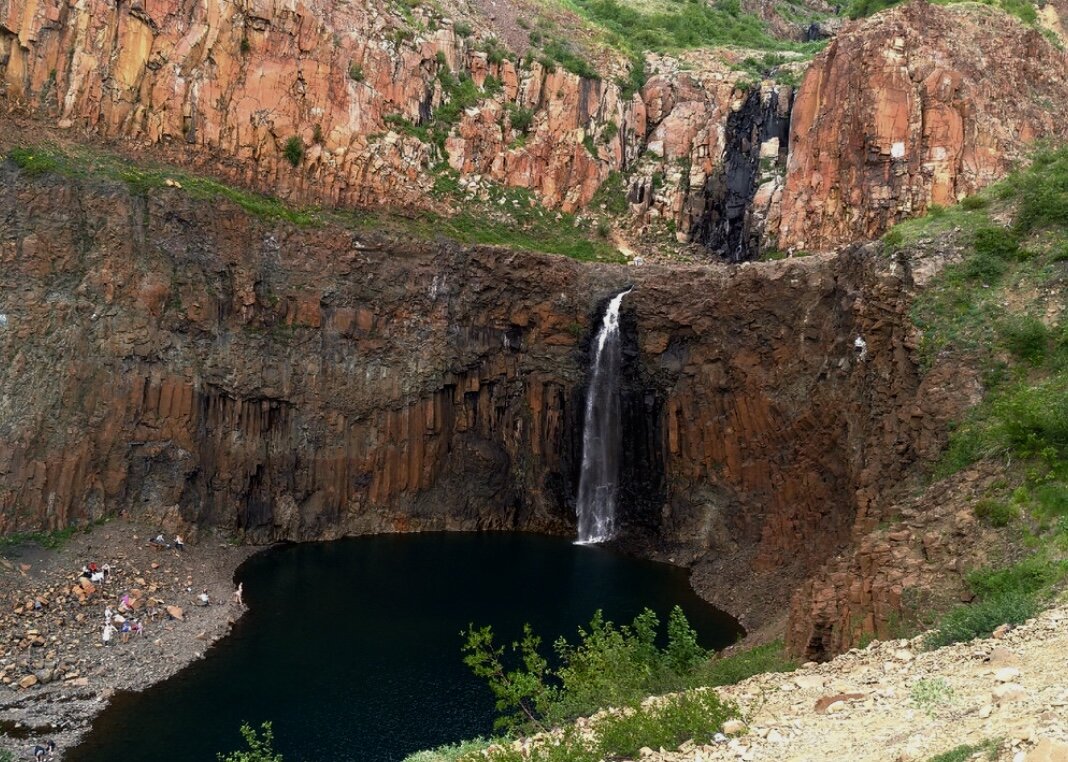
102,624,115,644
198,592,210,606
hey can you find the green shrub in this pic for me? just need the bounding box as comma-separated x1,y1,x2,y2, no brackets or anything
924,592,1037,649
453,20,472,37
973,498,1018,527
998,315,1049,364
462,607,720,733
590,171,629,215
1011,147,1068,234
910,677,954,717
701,640,797,686
993,378,1068,458
926,740,1000,762
883,227,904,248
960,195,988,210
349,61,365,81
240,36,251,54
218,722,283,762
1034,482,1068,519
282,137,304,167
968,555,1067,600
506,105,535,135
402,738,494,762
590,690,735,759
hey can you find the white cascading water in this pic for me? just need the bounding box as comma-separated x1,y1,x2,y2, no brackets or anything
575,288,631,544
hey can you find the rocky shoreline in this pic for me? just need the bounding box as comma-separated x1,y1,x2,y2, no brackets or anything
0,520,257,761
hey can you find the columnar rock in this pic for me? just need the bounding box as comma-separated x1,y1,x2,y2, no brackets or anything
0,165,980,640
777,1,1068,251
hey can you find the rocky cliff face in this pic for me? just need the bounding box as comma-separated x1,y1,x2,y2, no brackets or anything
0,0,770,239
4,0,1062,257
0,163,978,636
777,2,1068,252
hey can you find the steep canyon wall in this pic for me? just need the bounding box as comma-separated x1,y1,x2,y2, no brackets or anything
0,165,974,635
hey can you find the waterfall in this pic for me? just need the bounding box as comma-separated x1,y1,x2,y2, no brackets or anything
575,288,631,544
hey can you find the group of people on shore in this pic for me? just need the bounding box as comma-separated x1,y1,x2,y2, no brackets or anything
31,739,56,760
101,603,145,646
149,533,184,551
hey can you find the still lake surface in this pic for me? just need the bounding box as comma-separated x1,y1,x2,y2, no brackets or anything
69,532,741,762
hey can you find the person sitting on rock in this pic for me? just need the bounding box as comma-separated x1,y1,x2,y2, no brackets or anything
33,744,48,761
151,533,168,549
174,534,184,551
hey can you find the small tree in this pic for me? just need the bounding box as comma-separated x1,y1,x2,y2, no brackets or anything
218,721,283,762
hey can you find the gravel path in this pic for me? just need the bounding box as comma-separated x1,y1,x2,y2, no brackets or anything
0,519,258,761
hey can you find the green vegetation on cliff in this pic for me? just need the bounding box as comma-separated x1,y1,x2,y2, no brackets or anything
5,145,624,263
846,0,1041,26
887,145,1068,647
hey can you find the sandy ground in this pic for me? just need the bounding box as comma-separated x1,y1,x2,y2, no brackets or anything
0,519,258,761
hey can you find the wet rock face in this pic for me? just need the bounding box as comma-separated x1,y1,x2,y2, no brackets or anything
690,86,790,262
778,1,1068,252
0,168,975,644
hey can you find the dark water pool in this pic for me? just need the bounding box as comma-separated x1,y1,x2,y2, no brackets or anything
69,532,740,762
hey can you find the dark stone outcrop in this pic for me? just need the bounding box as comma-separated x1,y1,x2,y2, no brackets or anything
691,87,790,262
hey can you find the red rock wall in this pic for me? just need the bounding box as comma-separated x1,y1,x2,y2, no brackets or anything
778,1,1068,252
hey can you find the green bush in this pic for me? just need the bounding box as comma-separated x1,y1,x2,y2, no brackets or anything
960,195,988,211
967,555,1066,600
924,592,1037,649
218,722,283,762
453,21,472,37
1011,147,1068,234
349,61,365,81
282,137,304,167
973,498,1018,527
926,739,1000,762
998,315,1049,364
506,105,535,135
403,738,494,762
994,378,1068,458
701,639,798,686
1034,482,1068,519
461,607,720,733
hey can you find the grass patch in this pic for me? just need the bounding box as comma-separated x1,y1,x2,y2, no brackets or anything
701,639,798,686
924,592,1038,649
0,525,80,550
846,0,1039,25
926,739,1000,762
565,0,823,54
433,690,737,762
403,738,495,762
